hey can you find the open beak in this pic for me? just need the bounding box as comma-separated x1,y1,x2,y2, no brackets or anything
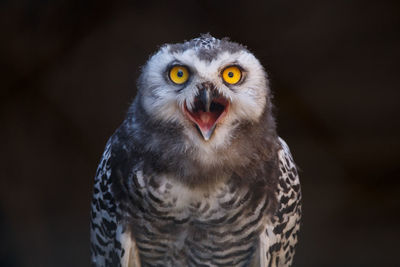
184,84,229,141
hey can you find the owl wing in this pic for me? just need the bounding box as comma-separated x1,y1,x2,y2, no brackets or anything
90,137,141,267
257,137,302,267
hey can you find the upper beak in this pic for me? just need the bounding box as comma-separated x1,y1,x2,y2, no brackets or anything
198,87,211,113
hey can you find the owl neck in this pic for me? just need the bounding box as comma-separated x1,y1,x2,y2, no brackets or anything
124,97,279,192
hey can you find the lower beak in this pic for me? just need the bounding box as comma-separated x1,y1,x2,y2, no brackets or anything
196,124,216,141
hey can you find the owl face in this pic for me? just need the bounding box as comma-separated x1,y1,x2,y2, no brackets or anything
139,35,270,150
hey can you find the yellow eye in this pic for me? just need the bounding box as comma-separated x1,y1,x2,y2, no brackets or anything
222,66,242,85
169,65,189,84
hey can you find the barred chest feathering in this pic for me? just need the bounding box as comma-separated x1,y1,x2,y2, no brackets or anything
119,168,270,267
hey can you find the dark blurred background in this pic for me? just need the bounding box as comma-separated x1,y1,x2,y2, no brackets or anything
1,0,399,266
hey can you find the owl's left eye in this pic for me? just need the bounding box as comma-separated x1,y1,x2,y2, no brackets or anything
169,65,189,84
222,66,242,85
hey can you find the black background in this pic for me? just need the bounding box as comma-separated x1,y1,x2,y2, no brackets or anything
1,0,399,266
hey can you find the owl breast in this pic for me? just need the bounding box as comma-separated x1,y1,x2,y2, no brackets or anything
122,170,269,267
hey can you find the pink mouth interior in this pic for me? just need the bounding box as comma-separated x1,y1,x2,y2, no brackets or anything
184,97,229,133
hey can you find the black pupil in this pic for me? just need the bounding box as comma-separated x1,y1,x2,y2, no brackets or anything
177,70,183,78
228,71,234,78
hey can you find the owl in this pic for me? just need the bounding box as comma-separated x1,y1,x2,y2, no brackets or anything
90,34,301,267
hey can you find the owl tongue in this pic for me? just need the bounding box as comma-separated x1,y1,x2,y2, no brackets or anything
192,109,220,135
185,97,229,141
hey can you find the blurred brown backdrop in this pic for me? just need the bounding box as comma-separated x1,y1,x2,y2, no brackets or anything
1,0,399,266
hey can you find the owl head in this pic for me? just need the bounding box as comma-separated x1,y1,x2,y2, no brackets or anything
135,34,274,164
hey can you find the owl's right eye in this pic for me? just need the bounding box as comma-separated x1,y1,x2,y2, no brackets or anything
169,65,189,84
